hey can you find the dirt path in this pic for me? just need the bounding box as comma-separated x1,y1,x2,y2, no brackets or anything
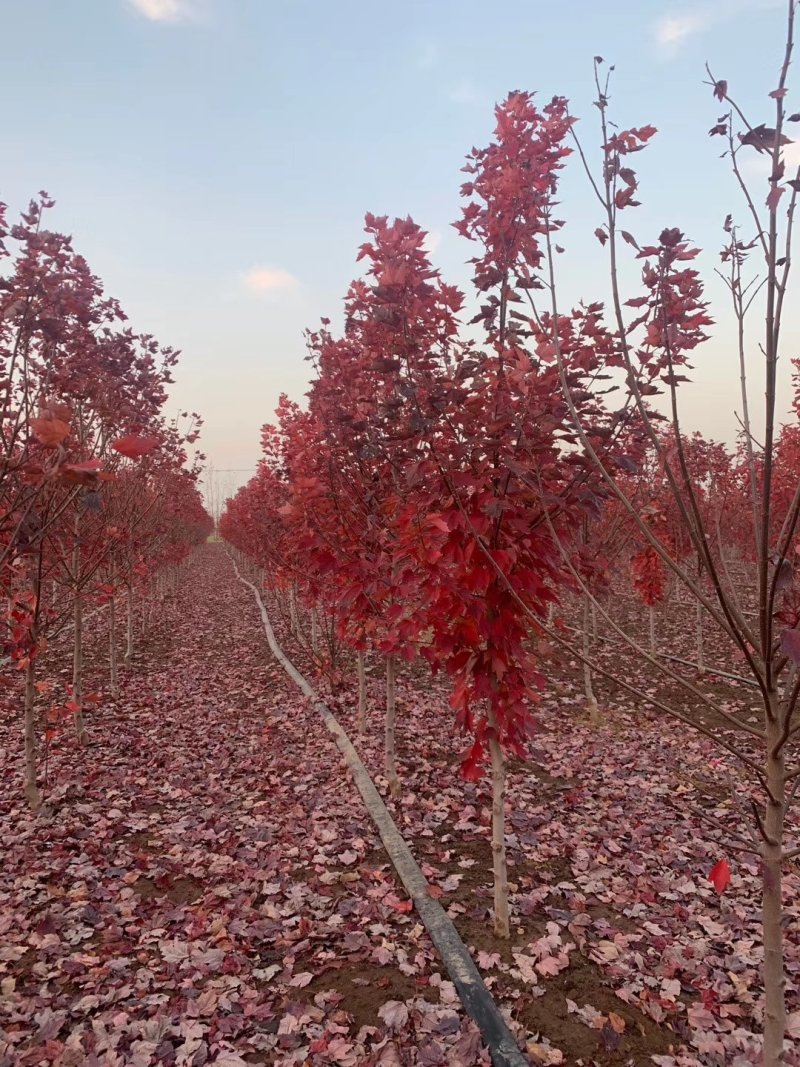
0,545,490,1066
6,544,787,1065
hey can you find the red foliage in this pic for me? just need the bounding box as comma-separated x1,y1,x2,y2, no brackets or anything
631,546,666,607
709,858,732,894
222,94,626,780
111,434,161,459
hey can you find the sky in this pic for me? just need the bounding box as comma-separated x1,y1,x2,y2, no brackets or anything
1,0,798,506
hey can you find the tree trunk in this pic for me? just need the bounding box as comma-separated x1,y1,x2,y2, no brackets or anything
385,655,400,797
763,709,787,1066
125,583,134,665
583,593,600,725
72,588,87,745
109,596,118,698
23,657,41,810
357,650,367,734
311,606,318,654
71,521,87,748
488,722,510,938
289,584,299,637
696,599,704,673
649,603,656,656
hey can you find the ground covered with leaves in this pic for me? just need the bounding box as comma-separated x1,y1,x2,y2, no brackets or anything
1,545,799,1065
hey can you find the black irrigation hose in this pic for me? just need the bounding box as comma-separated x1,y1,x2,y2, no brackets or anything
228,553,530,1067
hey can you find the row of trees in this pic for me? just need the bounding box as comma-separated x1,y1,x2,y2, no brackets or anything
1,192,212,810
223,5,800,1061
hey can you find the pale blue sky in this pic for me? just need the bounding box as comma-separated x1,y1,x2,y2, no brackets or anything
1,0,796,500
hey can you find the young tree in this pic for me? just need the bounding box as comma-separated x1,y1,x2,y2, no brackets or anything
0,193,210,807
497,7,800,1058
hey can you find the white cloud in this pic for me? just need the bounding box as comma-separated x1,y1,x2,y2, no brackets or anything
416,39,439,70
128,0,201,23
241,267,299,295
740,152,773,178
739,138,800,178
655,12,709,49
783,139,800,170
423,229,442,256
448,80,485,106
654,0,784,58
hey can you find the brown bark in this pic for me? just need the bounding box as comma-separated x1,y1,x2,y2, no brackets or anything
109,596,118,698
583,593,600,725
763,709,787,1066
23,657,41,810
72,587,87,745
125,583,134,665
385,655,400,797
488,720,510,938
72,527,87,746
357,650,367,734
310,606,318,654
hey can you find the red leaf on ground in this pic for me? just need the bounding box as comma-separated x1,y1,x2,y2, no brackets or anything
709,859,731,894
385,894,413,913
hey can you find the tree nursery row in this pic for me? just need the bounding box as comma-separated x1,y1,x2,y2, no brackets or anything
3,2,800,1064
220,5,800,1063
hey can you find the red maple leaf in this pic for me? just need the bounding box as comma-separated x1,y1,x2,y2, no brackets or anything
112,434,160,459
30,417,70,447
709,858,731,894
